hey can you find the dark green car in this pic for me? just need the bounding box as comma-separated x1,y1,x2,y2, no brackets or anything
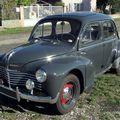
0,12,120,114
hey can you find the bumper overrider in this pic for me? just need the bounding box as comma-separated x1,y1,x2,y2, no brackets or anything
0,85,59,104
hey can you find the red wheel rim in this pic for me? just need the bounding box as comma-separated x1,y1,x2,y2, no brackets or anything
60,83,74,105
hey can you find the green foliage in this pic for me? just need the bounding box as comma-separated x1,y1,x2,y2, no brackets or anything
16,0,36,6
108,0,120,5
2,0,36,20
97,0,120,13
2,0,17,20
53,1,64,6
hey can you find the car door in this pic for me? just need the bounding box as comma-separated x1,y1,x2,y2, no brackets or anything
79,22,103,74
102,20,118,68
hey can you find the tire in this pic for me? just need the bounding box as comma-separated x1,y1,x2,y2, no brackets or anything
53,74,80,114
113,57,120,75
116,65,120,76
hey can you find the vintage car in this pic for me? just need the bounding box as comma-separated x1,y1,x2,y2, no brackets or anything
0,12,120,114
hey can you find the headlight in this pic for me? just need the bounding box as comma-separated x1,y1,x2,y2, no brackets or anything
26,79,35,90
35,69,47,83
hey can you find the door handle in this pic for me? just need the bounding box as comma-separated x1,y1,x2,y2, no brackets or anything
80,51,86,55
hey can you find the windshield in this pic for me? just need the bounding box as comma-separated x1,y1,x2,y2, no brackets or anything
31,19,81,44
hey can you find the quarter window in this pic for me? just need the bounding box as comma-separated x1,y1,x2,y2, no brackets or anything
103,21,115,38
81,23,101,44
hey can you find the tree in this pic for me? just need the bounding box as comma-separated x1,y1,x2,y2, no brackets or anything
53,1,64,6
108,0,120,8
97,0,120,13
42,0,61,4
16,0,36,6
3,0,17,20
97,0,108,13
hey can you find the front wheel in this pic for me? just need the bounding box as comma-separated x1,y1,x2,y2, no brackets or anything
53,74,80,114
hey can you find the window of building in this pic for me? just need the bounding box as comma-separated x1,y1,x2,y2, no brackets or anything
74,3,81,11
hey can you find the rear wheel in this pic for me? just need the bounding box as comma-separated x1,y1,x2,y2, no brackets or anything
54,74,80,114
113,57,120,75
116,61,120,76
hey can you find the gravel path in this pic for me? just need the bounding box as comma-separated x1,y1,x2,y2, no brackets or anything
0,33,30,45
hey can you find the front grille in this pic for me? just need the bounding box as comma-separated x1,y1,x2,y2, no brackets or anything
0,66,42,90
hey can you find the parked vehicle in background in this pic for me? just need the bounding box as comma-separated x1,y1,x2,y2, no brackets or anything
0,12,120,114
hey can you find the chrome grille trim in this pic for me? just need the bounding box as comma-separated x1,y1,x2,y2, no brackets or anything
0,66,42,90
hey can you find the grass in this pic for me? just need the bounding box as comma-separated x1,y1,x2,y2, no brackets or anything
77,73,120,120
88,74,120,104
0,27,33,35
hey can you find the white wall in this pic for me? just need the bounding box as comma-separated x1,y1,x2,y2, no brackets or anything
2,20,22,28
62,0,82,6
63,0,96,12
24,19,40,27
91,0,96,12
63,0,82,12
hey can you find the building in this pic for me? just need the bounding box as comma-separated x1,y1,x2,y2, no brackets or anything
62,0,82,12
37,0,97,12
62,0,96,12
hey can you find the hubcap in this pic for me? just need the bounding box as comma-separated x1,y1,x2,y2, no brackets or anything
61,84,73,105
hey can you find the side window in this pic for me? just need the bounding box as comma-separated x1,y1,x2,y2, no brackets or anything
42,22,52,37
81,23,101,44
103,21,115,39
33,22,52,38
56,21,71,34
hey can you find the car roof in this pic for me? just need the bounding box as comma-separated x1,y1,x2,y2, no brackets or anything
44,12,113,25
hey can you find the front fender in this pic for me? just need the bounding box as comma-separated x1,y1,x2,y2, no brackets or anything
41,56,86,98
23,54,95,99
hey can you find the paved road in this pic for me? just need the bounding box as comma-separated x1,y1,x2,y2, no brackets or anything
0,33,30,45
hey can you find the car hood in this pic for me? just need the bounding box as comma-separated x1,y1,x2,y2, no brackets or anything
6,41,73,67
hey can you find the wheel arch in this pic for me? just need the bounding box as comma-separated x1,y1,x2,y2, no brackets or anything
69,69,85,94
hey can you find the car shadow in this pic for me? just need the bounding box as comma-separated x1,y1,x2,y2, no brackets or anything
105,68,117,74
0,94,56,115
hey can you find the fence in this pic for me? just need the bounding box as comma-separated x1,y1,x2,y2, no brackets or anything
24,5,64,19
23,5,64,27
1,5,64,28
2,6,20,20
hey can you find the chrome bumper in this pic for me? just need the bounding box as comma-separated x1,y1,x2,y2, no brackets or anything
0,85,59,104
